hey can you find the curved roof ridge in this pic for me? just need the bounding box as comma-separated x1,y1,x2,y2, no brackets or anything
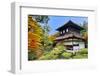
56,20,84,31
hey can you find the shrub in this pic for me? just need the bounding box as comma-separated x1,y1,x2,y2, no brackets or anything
39,53,59,60
73,55,84,59
73,54,88,59
61,52,72,59
39,54,51,60
51,48,62,55
39,45,66,60
73,48,88,59
78,48,88,54
82,54,88,58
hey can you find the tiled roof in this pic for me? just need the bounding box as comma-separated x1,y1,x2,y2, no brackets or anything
56,20,84,31
55,33,83,40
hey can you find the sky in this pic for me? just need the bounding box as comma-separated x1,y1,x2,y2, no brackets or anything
47,16,88,35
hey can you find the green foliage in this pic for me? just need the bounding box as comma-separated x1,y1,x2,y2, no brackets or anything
73,48,88,59
77,48,88,54
39,17,52,52
39,52,59,60
73,55,84,59
32,15,49,23
28,52,37,60
61,52,72,59
51,45,66,55
73,54,88,59
56,45,66,51
39,45,88,60
41,36,53,52
39,45,66,60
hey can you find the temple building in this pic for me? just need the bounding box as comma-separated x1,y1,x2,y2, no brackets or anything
55,20,85,51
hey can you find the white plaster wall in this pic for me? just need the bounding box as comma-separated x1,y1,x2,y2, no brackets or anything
79,42,85,49
64,41,81,45
64,41,85,51
64,42,73,45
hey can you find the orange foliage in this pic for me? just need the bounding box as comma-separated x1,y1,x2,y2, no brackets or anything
28,16,43,57
28,32,41,49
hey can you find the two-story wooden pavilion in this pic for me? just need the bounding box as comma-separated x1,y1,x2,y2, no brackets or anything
55,20,85,51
